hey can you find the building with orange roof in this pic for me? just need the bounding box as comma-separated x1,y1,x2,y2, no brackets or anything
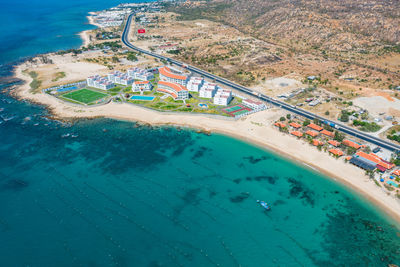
159,66,188,85
274,122,286,128
328,140,340,147
312,139,323,146
133,81,152,92
306,130,319,138
392,169,400,176
307,123,323,132
291,131,303,138
351,151,395,172
321,129,334,138
342,139,361,149
289,122,301,129
157,81,189,100
329,149,344,157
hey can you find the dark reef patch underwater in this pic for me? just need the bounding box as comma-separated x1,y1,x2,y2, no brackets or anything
0,0,399,265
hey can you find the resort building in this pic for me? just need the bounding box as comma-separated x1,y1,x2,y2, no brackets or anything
132,81,152,92
312,140,323,146
242,99,267,112
159,66,188,86
328,140,341,147
213,89,232,106
307,123,323,132
321,129,334,138
329,149,344,157
87,75,114,90
291,131,303,138
342,139,361,150
108,71,134,85
350,151,395,172
305,130,319,138
127,67,154,81
186,77,204,92
274,122,286,128
199,83,218,98
289,122,302,129
157,81,189,100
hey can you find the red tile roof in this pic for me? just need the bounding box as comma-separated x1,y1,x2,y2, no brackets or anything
321,129,334,137
158,80,187,92
157,88,178,99
274,122,286,128
392,169,400,176
307,123,323,131
329,149,344,157
356,151,395,170
328,140,340,147
134,81,149,85
312,139,323,146
159,66,187,80
291,131,303,137
342,139,361,149
306,130,319,137
289,122,302,129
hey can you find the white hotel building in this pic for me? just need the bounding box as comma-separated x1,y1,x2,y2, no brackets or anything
133,81,152,92
87,75,114,90
159,66,188,86
127,67,154,81
157,81,189,100
242,99,267,111
186,77,204,92
213,89,232,106
199,83,218,98
108,71,134,86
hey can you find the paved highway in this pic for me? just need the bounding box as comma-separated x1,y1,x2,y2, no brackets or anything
122,13,400,153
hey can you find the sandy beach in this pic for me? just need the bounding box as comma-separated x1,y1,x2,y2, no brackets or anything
78,14,101,48
12,62,400,224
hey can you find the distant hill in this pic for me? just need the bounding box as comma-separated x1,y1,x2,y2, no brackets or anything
167,0,400,54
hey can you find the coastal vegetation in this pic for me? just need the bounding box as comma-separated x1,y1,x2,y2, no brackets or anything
26,71,42,92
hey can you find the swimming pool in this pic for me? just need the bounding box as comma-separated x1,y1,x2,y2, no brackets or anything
386,180,399,187
130,95,155,101
198,103,208,109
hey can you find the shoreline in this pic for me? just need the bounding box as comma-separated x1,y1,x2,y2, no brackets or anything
78,14,100,48
12,62,400,225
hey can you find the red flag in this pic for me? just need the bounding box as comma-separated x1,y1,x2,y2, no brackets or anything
137,29,146,34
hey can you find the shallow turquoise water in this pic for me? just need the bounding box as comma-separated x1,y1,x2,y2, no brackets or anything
0,95,399,266
0,0,399,266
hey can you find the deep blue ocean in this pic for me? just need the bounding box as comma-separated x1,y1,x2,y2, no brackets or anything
0,0,400,266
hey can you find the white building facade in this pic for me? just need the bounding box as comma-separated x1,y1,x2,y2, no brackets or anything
199,83,218,98
133,81,152,92
157,81,189,100
87,75,114,90
213,89,232,106
186,77,204,92
159,66,188,86
242,99,267,111
127,67,154,81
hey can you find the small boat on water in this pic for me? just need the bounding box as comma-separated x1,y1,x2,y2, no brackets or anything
257,200,270,210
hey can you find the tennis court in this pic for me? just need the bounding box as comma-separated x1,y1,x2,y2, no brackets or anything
231,109,251,117
62,89,108,104
223,105,244,113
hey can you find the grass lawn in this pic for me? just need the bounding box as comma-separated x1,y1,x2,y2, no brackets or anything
62,88,108,104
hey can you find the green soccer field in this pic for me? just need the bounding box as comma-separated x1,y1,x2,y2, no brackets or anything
62,89,108,104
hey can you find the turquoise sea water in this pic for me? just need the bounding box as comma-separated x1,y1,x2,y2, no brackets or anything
0,1,400,266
